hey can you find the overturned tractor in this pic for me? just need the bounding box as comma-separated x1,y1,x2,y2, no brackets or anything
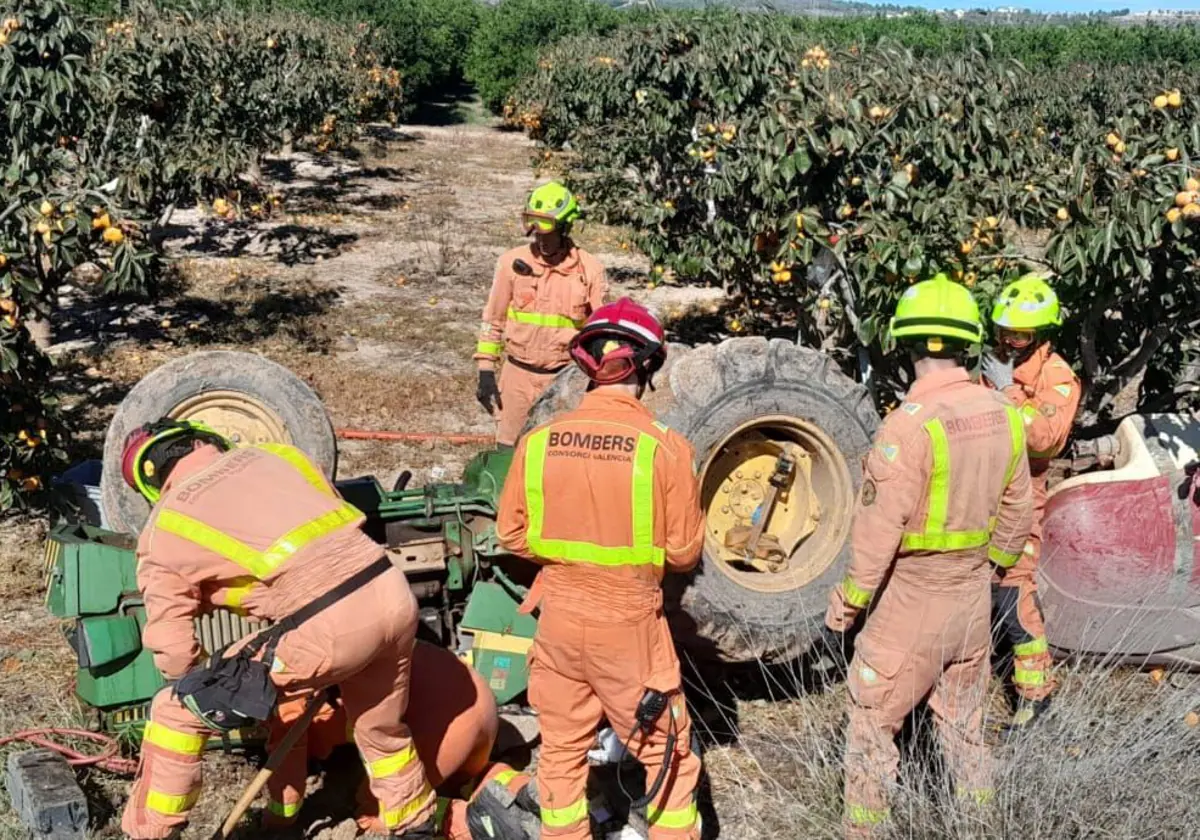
43,343,1200,742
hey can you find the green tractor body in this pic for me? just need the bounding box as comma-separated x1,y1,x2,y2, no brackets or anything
44,449,536,744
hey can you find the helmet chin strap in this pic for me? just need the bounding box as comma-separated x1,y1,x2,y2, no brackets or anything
1001,337,1042,365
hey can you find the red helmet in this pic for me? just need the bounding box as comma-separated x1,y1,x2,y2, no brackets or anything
568,297,667,385
120,418,230,503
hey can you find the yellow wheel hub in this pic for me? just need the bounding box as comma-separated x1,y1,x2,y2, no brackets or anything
700,415,854,594
169,390,291,448
704,435,820,568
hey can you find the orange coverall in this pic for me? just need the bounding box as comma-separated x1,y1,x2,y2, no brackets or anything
474,241,607,445
121,444,433,839
824,367,1034,837
496,389,706,840
987,343,1080,700
265,641,519,838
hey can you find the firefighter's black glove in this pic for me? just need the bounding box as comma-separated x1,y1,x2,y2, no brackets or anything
477,369,502,414
803,624,852,679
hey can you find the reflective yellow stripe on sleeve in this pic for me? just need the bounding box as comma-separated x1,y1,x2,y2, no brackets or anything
221,575,259,610
647,801,698,829
988,545,1021,568
256,443,334,496
493,768,519,786
841,574,873,609
1013,636,1049,657
476,341,503,356
506,307,583,330
381,783,434,829
143,721,206,756
368,745,419,779
268,798,303,818
541,797,589,828
146,788,199,815
524,428,665,566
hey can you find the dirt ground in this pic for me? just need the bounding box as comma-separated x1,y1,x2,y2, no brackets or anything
2,108,1198,840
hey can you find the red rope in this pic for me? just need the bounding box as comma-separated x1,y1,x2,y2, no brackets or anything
0,728,138,775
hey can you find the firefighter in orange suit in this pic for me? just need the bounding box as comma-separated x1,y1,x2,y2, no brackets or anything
265,641,536,839
810,275,1034,838
496,297,706,840
981,275,1081,734
117,420,434,839
475,182,607,447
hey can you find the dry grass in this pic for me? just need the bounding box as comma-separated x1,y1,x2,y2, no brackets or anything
683,637,1200,840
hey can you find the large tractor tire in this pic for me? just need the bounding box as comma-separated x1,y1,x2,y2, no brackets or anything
100,351,337,535
524,337,879,663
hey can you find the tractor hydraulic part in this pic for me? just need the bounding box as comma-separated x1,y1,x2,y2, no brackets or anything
6,749,88,840
742,452,796,564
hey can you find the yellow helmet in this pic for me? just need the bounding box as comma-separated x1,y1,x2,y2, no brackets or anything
890,273,984,349
992,275,1062,330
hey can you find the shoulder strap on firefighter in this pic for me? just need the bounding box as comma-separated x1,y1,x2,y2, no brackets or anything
246,555,394,662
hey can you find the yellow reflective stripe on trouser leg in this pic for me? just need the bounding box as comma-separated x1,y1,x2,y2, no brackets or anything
841,574,873,609
1013,636,1049,657
493,768,519,787
255,443,334,496
506,306,582,330
143,721,206,756
368,744,419,779
382,783,434,828
1013,668,1046,687
647,801,698,830
268,798,303,818
846,803,891,826
524,429,665,566
541,796,589,828
146,788,200,815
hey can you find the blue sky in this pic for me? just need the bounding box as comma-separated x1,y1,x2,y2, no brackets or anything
863,1,1200,10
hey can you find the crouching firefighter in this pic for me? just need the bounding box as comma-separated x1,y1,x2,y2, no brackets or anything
265,640,539,839
118,419,436,839
806,275,1035,838
497,298,707,840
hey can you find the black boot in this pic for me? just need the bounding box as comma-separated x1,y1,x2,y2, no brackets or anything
466,780,541,839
